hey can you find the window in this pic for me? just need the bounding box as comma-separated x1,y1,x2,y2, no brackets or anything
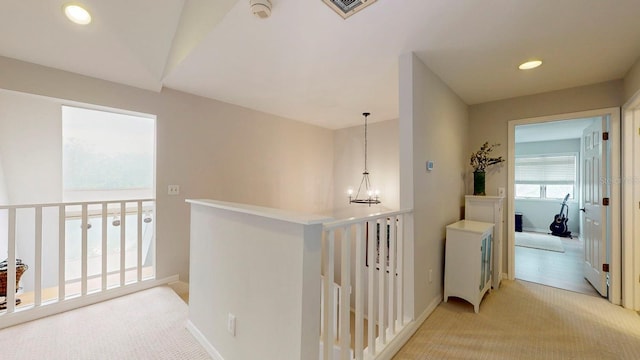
515,154,577,199
62,105,155,201
61,105,156,288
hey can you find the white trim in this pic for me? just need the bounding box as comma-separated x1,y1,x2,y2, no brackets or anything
186,320,225,360
0,275,178,330
372,294,441,360
507,108,621,306
622,91,640,310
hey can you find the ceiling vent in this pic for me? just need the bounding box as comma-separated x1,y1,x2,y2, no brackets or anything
322,0,378,19
250,0,272,19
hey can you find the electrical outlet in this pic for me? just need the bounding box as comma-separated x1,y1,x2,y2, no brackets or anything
227,313,236,336
498,187,505,197
428,269,433,283
168,185,180,195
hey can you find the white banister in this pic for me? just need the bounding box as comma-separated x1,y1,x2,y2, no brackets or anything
322,209,412,360
7,208,16,313
34,206,43,306
378,218,386,345
339,226,351,360
81,203,88,296
367,219,376,356
58,205,66,300
101,203,108,291
1,199,156,328
322,228,335,360
137,201,143,282
388,215,396,334
354,222,364,360
396,215,405,328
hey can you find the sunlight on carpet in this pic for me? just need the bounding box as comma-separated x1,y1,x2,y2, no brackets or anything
0,286,210,360
515,231,565,252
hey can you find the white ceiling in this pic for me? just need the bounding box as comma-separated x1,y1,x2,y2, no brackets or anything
1,0,640,129
515,117,597,143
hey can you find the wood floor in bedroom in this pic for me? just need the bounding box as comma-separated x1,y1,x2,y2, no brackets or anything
515,232,601,297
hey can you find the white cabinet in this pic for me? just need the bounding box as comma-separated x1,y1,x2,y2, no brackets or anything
444,220,494,313
465,195,504,289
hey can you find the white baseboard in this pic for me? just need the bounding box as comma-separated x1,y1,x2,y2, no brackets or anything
0,275,178,330
186,320,224,360
374,294,441,360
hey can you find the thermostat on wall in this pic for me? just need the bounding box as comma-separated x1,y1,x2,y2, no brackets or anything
426,161,434,171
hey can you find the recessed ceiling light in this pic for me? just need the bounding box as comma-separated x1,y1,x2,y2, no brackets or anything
63,3,92,25
519,60,543,70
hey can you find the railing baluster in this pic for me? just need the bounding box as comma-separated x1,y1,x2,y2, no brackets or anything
7,208,16,313
354,222,364,360
367,220,376,355
339,226,351,360
397,215,404,327
101,203,108,291
81,204,88,296
323,229,335,360
120,202,126,286
388,216,397,334
58,205,66,301
35,206,43,306
137,201,143,282
0,198,156,323
378,216,387,344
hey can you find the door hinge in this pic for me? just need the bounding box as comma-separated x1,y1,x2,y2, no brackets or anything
602,132,609,141
603,263,610,272
603,197,610,206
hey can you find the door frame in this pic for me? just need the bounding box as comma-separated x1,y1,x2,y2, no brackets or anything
622,93,640,310
507,107,621,305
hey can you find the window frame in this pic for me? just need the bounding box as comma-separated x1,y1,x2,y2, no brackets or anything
514,152,579,200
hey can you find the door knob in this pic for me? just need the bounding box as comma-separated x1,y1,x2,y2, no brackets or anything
580,208,586,212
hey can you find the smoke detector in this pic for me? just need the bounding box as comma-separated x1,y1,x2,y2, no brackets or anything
250,0,272,19
322,0,378,19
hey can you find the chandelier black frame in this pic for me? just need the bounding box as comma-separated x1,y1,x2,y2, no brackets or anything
349,112,381,206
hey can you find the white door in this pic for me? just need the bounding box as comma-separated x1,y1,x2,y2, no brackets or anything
582,116,609,297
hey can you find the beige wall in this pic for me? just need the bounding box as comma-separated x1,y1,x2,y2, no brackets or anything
0,91,63,205
624,57,640,103
0,56,334,282
332,118,399,218
400,53,469,316
469,79,624,277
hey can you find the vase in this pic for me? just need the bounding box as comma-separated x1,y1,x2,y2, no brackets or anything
473,171,486,196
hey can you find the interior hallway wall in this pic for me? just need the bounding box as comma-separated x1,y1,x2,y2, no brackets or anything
400,53,469,316
624,57,640,102
0,56,334,282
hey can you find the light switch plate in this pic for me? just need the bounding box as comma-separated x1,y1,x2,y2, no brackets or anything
168,185,180,195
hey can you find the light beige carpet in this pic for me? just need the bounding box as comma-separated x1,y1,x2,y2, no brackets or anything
0,286,210,360
394,280,640,359
515,231,565,252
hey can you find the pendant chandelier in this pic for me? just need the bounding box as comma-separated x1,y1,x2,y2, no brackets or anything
348,112,381,206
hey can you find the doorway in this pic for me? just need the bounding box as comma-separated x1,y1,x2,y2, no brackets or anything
507,108,621,304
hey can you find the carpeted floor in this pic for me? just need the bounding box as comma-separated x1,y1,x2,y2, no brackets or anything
3,281,639,359
0,286,210,360
394,280,640,359
515,231,565,252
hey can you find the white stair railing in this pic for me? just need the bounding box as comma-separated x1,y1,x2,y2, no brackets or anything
321,209,411,360
0,199,155,320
